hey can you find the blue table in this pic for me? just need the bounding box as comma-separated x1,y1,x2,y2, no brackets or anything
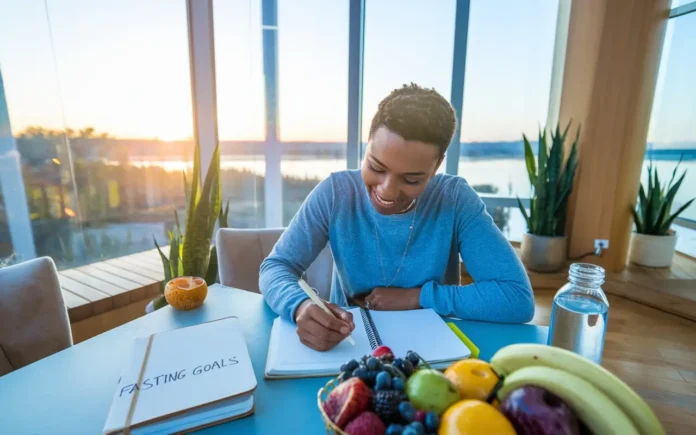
0,285,548,434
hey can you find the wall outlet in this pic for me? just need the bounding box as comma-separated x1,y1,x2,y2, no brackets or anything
594,239,609,250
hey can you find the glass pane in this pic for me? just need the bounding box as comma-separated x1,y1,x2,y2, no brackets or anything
362,0,456,167
278,0,349,225
458,0,559,198
0,0,193,269
644,12,696,255
214,0,265,228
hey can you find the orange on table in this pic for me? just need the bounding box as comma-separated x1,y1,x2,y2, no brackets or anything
439,400,515,435
164,276,208,310
444,359,499,402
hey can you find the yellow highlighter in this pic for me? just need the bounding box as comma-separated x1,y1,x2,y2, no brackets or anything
447,322,480,359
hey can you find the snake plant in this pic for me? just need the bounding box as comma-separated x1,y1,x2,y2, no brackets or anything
151,141,223,310
632,159,694,236
517,121,580,237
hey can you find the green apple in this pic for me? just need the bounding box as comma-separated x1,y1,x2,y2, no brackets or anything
406,369,461,415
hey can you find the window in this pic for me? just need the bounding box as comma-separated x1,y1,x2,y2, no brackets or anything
362,0,456,168
644,3,696,257
214,0,265,228
0,0,193,268
458,0,560,240
277,0,349,225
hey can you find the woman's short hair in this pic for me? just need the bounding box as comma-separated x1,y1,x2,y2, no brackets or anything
368,83,457,155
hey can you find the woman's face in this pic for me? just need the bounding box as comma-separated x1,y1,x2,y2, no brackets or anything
361,126,443,215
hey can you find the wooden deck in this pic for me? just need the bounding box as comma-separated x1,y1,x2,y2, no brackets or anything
58,248,166,341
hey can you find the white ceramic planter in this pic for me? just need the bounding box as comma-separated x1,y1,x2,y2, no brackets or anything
629,231,677,268
521,233,568,273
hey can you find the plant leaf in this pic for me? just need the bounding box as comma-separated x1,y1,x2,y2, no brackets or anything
547,123,564,235
523,134,537,187
631,207,643,234
666,154,683,190
205,245,218,285
169,226,180,281
658,198,695,235
535,128,549,235
185,144,201,240
154,237,172,293
182,142,221,277
516,196,530,231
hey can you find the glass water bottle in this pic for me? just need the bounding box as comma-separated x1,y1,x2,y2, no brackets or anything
547,263,609,364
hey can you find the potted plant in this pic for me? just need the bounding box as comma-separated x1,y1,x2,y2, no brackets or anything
516,121,580,272
629,160,694,267
146,141,229,312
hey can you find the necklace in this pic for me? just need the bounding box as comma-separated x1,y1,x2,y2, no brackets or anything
373,200,418,288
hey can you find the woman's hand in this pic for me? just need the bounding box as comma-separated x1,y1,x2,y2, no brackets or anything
294,299,355,351
365,287,422,311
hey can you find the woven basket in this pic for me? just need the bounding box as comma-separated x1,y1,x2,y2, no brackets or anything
317,377,349,435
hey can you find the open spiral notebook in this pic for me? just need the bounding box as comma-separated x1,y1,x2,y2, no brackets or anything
265,308,471,378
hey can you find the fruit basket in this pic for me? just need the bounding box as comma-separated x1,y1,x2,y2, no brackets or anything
318,377,349,435
317,344,666,435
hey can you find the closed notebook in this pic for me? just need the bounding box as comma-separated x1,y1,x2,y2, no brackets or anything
103,317,257,435
265,308,471,378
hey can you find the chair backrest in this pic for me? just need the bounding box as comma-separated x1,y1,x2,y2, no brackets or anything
0,257,73,377
215,228,334,300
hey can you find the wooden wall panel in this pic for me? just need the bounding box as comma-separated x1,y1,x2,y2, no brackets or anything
558,0,672,272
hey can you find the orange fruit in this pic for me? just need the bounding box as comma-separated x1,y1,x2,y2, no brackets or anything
438,400,515,435
444,359,499,401
164,276,208,310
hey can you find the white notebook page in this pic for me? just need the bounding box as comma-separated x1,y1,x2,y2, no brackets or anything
371,309,471,364
266,307,372,375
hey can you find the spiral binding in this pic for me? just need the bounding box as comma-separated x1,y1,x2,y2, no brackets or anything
360,309,382,350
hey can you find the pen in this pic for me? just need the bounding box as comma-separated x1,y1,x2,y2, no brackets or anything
297,279,356,346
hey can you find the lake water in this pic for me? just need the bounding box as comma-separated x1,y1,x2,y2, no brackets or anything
129,155,696,257
131,156,696,221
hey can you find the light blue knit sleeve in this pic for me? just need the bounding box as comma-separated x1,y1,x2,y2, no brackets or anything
259,176,334,322
419,180,535,323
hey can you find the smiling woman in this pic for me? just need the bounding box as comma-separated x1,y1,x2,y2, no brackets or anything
259,83,534,352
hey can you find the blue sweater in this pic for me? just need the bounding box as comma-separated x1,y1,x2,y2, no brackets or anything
259,170,534,324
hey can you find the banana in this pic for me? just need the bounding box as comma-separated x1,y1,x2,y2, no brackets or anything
498,366,639,435
490,344,664,435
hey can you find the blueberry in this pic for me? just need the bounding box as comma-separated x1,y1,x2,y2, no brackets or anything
398,401,416,422
407,421,425,435
366,357,382,371
375,371,392,390
392,377,405,391
386,424,404,435
352,368,370,384
424,412,439,432
402,427,417,435
393,358,405,373
338,371,352,383
406,351,421,367
343,359,359,373
401,359,414,377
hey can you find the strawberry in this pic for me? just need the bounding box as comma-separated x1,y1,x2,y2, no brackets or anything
373,345,394,361
323,378,371,428
344,411,387,435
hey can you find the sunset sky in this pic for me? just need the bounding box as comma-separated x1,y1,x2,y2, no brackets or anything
0,0,693,146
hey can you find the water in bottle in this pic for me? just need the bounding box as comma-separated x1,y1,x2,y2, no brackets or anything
547,263,609,364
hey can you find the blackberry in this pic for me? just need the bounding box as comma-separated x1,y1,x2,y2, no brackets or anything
372,390,407,424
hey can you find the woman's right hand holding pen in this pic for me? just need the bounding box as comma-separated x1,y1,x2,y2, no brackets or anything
294,299,355,351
